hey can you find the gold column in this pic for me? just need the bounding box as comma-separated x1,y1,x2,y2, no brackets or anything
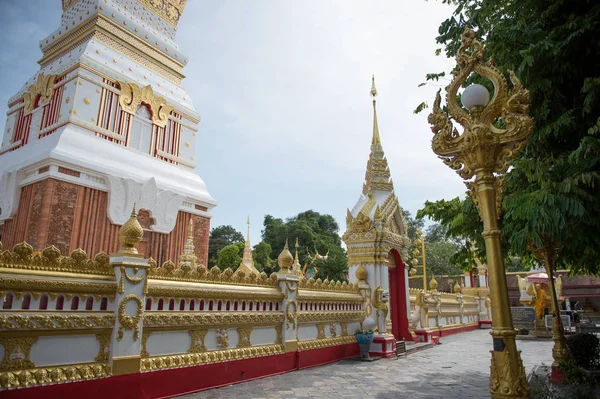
529,239,570,370
428,28,533,398
421,233,427,291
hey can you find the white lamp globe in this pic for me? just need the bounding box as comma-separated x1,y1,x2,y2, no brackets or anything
461,84,490,110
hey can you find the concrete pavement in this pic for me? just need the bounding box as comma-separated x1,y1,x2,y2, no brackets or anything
178,329,554,399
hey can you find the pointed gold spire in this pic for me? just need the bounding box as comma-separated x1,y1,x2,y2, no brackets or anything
237,216,258,274
363,75,393,194
291,237,304,276
371,75,381,149
180,218,198,266
245,216,251,245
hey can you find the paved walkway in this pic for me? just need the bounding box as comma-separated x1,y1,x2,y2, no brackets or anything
179,330,553,399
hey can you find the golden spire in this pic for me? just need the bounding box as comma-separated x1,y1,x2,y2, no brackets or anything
180,218,197,266
237,216,258,274
117,204,143,256
291,237,304,276
371,75,381,149
363,75,393,194
277,238,294,272
246,216,251,245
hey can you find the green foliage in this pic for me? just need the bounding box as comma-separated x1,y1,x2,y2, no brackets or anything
417,196,484,271
216,242,244,271
420,0,600,275
252,241,276,275
261,210,348,281
566,333,600,370
425,241,463,277
424,223,448,243
401,208,425,242
208,225,244,267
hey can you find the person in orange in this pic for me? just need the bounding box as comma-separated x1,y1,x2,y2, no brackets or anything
534,283,549,320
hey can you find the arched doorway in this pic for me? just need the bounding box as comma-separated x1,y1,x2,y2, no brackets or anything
388,249,412,341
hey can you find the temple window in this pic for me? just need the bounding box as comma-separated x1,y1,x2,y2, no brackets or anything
21,294,31,310
129,105,152,154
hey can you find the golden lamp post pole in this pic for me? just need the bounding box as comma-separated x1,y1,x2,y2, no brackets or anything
427,28,533,398
409,230,427,291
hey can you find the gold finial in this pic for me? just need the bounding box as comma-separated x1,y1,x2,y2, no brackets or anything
293,238,300,265
277,238,294,272
246,216,250,244
453,281,462,294
370,74,378,97
237,216,258,274
117,203,143,256
355,264,367,284
429,274,438,292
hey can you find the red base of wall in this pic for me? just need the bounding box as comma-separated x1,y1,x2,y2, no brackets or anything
415,323,481,343
2,344,359,399
479,320,492,328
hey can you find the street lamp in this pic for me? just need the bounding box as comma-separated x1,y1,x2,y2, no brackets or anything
428,28,534,399
408,230,427,291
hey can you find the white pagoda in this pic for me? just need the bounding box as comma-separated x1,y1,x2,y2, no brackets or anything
0,0,216,265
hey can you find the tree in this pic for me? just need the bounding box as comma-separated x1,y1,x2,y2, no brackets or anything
424,223,447,244
216,242,244,271
261,210,348,281
208,225,244,267
401,208,424,242
253,241,276,275
418,0,600,274
417,196,485,271
426,241,463,277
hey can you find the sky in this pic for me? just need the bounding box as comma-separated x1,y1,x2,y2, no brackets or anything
0,0,466,247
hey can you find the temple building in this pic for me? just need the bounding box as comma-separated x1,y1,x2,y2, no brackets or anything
0,0,215,265
344,76,412,344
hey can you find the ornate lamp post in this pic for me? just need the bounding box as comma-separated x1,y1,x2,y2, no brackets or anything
408,230,427,291
428,28,533,398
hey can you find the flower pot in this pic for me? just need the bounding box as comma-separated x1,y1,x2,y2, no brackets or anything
355,333,375,359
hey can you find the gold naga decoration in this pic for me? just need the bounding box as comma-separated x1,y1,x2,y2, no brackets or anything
428,28,533,217
23,73,56,114
0,241,113,276
137,0,188,27
117,81,174,128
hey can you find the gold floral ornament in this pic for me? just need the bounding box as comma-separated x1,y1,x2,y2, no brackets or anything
0,242,112,276
117,204,144,257
117,294,143,341
117,81,174,128
137,0,187,27
23,73,56,114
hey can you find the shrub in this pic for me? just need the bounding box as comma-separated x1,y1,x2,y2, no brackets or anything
566,333,600,369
